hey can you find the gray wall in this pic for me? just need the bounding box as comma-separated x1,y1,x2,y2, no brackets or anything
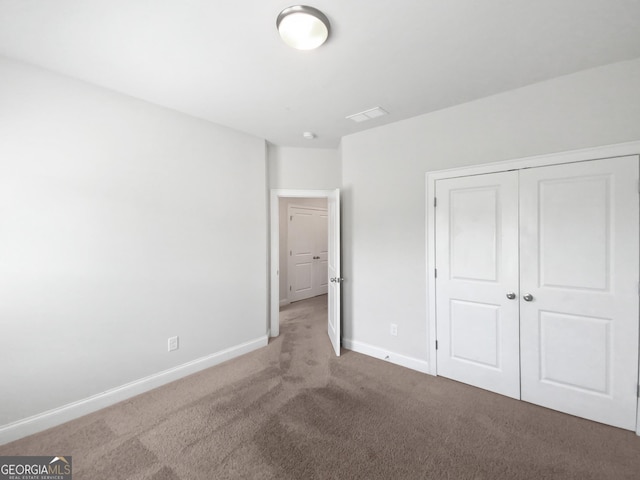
341,58,640,364
268,145,340,190
0,58,268,427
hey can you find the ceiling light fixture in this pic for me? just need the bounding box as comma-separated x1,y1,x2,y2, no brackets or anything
277,5,330,50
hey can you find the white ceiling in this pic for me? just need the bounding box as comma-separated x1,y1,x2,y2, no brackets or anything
1,0,640,148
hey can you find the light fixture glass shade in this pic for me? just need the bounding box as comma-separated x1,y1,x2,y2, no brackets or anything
277,6,330,50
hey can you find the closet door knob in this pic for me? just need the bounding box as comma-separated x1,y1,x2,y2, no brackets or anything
523,293,534,302
506,292,516,300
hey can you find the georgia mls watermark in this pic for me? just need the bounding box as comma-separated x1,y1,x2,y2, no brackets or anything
0,456,72,480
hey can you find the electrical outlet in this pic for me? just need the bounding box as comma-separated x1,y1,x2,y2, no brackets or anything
390,324,398,336
168,336,179,352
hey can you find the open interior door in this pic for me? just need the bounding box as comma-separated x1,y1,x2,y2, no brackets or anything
327,188,341,356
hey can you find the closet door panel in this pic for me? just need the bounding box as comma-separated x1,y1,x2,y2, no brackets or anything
519,156,639,430
435,171,520,399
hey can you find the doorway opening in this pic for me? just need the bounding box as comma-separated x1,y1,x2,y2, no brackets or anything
269,189,341,355
280,198,328,306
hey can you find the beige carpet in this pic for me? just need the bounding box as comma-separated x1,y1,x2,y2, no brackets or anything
2,294,640,479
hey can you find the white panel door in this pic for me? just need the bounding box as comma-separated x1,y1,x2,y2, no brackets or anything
288,206,328,302
327,189,341,357
288,208,315,302
435,171,521,399
520,156,639,430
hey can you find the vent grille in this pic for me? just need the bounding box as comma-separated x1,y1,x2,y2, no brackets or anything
346,106,388,123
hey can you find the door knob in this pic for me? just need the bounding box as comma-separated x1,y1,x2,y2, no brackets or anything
523,293,534,302
506,292,516,300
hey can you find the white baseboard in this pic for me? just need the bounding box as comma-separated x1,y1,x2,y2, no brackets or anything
0,335,268,446
342,338,431,375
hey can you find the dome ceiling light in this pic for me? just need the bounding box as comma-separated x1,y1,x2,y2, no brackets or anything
276,5,330,50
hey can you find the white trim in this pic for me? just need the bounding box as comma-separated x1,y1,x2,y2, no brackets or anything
279,299,291,307
343,338,430,374
288,204,328,212
426,140,640,182
425,140,640,435
270,189,337,338
0,335,268,445
425,173,438,375
637,394,640,437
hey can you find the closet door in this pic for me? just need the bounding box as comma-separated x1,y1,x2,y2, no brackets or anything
519,156,639,430
435,171,521,399
288,207,328,302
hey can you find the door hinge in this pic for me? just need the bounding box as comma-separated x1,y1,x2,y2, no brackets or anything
289,285,292,291
434,268,437,278
290,250,292,256
435,340,438,350
637,384,640,398
290,215,293,221
434,197,437,207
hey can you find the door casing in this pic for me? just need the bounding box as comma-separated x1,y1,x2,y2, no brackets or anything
425,140,640,436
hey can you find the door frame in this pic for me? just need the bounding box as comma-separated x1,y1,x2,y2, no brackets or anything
425,140,640,435
270,189,336,338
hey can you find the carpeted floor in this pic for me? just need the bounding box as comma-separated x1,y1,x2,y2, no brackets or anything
2,294,640,479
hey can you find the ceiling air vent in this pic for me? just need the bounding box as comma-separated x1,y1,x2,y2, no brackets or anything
346,107,388,123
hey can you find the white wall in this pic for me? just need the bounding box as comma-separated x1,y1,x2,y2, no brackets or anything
268,145,340,190
0,58,268,431
341,58,640,366
278,198,327,305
